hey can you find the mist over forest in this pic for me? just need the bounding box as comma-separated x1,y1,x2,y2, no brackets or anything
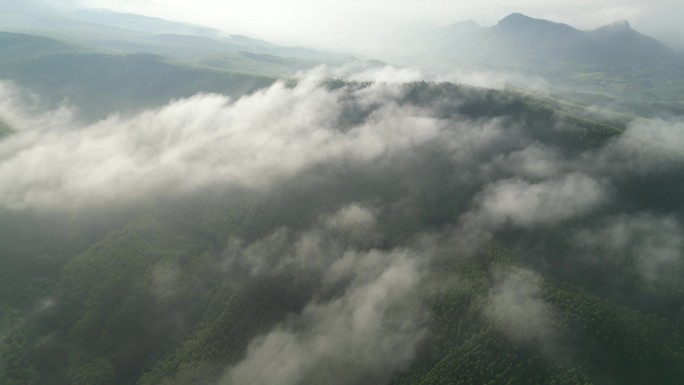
1,1,684,385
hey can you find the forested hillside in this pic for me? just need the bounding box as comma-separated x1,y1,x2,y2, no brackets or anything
1,76,683,385
0,1,349,76
0,32,277,119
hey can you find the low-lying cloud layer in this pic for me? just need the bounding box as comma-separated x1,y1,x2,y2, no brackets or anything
2,69,684,384
475,173,608,227
189,204,427,385
484,267,556,347
0,77,449,210
577,213,684,283
3,71,680,215
222,248,423,385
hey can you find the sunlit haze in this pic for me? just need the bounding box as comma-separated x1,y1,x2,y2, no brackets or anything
81,0,684,53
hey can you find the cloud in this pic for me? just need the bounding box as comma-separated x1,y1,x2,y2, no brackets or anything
323,64,425,84
2,66,556,213
587,118,684,175
440,70,551,91
484,267,557,348
324,204,376,231
150,260,182,301
576,213,684,283
196,199,429,385
483,144,562,180
323,203,379,244
0,76,453,211
221,248,424,385
473,173,608,227
0,81,75,132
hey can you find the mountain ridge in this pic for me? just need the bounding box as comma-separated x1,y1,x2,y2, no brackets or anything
442,12,677,69
0,0,352,73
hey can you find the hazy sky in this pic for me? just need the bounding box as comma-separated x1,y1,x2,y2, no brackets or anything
80,0,684,52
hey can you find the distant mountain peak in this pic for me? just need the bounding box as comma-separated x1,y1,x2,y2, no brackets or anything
501,13,529,21
498,12,534,26
447,19,482,33
595,19,632,32
439,12,674,69
496,13,579,36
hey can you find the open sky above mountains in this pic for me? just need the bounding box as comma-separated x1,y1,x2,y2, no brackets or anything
80,0,684,52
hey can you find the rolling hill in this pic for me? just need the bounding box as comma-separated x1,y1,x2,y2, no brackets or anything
0,31,277,119
0,0,351,76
